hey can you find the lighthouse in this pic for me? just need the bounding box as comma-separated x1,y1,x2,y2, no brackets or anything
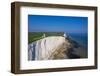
63,32,67,38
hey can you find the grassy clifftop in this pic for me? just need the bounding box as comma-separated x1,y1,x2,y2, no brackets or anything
28,32,64,43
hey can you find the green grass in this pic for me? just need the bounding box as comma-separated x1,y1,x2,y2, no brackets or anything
28,32,64,44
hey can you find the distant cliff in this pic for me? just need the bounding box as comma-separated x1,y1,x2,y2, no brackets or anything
28,36,87,60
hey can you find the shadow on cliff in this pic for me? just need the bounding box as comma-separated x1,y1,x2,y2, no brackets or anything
66,48,80,59
65,37,81,59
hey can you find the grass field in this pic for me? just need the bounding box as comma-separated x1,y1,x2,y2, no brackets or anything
28,32,64,44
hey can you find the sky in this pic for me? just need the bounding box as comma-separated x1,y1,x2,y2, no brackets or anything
28,15,88,34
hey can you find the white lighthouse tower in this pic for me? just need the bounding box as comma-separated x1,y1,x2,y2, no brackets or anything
63,32,67,38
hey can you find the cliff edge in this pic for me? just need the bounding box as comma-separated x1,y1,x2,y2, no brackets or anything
28,36,87,60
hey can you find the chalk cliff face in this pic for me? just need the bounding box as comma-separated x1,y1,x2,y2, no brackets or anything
35,36,72,60
28,36,72,60
28,36,86,60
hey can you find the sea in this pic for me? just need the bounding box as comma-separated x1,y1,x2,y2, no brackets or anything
69,33,88,48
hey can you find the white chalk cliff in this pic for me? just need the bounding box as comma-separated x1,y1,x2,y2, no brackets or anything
28,36,72,60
